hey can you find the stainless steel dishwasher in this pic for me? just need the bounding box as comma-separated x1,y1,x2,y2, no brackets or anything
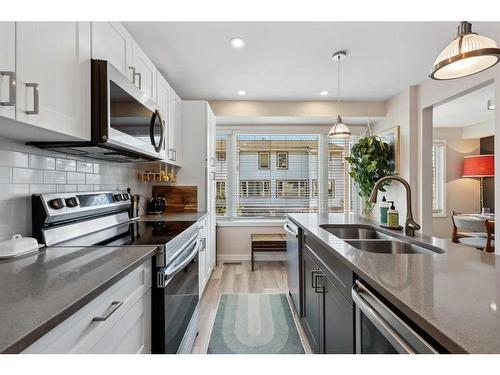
352,281,438,354
284,219,302,316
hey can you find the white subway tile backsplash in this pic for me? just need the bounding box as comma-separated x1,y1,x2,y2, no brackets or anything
0,184,30,200
0,166,12,183
77,161,94,173
78,184,94,192
13,168,43,184
0,150,29,168
29,154,55,170
57,184,77,193
55,158,76,172
44,170,66,184
0,138,150,240
30,184,57,194
67,171,86,184
86,173,100,184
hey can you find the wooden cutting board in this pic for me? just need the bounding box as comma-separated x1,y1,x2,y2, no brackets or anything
152,185,198,212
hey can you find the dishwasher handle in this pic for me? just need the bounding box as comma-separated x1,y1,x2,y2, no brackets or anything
352,281,438,354
284,222,298,238
157,238,201,288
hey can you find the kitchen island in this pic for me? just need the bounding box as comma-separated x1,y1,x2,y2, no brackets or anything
289,213,500,354
0,245,157,353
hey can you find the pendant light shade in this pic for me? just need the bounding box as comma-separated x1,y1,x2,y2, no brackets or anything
431,21,500,80
328,115,351,138
328,51,351,138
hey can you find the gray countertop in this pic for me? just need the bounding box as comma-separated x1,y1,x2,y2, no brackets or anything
288,213,500,354
0,245,157,353
139,211,208,222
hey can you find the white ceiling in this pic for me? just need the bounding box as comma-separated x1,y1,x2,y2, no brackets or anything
124,22,500,101
433,84,495,128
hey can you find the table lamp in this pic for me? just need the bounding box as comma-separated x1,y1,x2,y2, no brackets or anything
463,154,494,210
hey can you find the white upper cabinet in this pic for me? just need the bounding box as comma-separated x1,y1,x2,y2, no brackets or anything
156,72,171,159
0,22,15,120
131,42,157,101
169,89,183,165
15,22,91,140
91,22,134,82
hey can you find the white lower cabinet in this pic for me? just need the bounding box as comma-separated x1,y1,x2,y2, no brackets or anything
23,260,152,354
88,289,151,354
0,22,16,120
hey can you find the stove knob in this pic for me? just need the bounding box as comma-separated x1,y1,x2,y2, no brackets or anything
114,194,123,201
48,198,65,210
122,193,130,200
65,197,79,208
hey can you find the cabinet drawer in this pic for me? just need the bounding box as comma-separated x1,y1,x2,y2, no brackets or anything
88,289,151,354
304,233,353,302
23,260,152,353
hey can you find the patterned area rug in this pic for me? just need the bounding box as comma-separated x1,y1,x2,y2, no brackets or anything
208,293,305,354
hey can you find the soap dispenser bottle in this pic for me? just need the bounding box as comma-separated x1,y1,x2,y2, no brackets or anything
380,196,389,225
387,201,399,228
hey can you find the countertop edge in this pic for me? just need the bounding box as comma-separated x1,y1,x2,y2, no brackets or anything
2,246,158,354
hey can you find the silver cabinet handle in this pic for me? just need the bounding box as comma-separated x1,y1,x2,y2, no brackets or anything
25,83,39,114
200,237,206,252
0,71,16,106
128,66,136,84
283,222,298,238
173,149,177,161
210,171,215,180
134,72,142,89
210,157,215,167
352,281,437,354
92,301,123,322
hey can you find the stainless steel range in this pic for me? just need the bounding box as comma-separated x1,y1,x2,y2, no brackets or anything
32,191,202,354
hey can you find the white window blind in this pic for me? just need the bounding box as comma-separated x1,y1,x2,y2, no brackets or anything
215,133,358,218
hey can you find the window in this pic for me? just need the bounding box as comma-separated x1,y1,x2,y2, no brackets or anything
216,151,226,161
240,180,271,198
432,140,446,217
312,180,335,198
217,134,356,218
258,152,270,169
276,180,310,198
276,151,288,169
215,135,228,214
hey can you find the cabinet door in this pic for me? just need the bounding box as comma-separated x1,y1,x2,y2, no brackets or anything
156,72,170,161
0,22,15,120
301,249,321,353
172,92,183,164
91,22,134,82
132,42,156,101
16,22,91,140
321,275,354,354
88,289,152,354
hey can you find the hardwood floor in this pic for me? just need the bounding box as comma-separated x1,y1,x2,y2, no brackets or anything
191,261,312,354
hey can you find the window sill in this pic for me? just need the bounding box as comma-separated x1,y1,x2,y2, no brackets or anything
216,217,286,227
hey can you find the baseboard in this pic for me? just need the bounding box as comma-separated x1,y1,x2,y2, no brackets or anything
218,253,287,262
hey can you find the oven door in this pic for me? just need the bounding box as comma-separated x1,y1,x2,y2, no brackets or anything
154,236,200,354
352,281,437,354
92,60,165,160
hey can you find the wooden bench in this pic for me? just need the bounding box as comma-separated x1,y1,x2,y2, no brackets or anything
251,233,286,271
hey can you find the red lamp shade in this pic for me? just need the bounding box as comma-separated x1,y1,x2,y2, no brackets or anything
463,154,494,177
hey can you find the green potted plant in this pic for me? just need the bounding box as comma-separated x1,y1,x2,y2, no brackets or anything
345,136,395,214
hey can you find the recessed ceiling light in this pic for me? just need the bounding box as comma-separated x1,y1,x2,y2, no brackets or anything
237,90,246,96
320,91,329,96
230,37,245,49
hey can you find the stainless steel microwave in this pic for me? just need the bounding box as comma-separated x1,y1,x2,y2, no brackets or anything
28,60,165,162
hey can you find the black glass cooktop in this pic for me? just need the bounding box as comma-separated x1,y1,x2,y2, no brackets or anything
55,220,197,247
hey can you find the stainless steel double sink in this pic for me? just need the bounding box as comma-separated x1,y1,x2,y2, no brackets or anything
319,224,445,255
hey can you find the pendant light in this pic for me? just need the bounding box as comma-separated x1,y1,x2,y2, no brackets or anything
430,21,500,80
328,51,351,138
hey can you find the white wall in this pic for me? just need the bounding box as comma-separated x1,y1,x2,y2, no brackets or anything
432,128,481,238
0,136,151,242
216,223,285,262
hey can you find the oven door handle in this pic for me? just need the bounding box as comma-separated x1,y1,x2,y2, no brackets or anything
352,281,437,354
157,239,201,288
